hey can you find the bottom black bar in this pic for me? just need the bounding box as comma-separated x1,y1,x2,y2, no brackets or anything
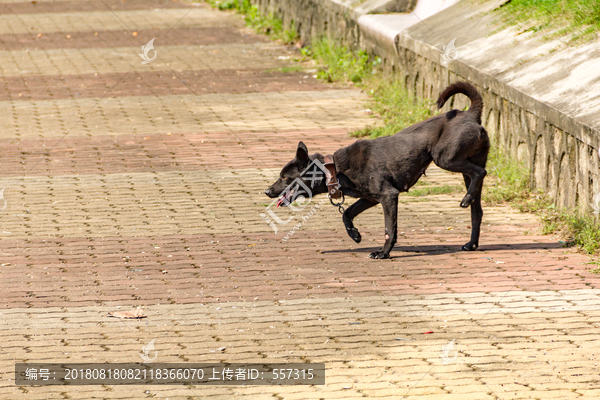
15,363,325,385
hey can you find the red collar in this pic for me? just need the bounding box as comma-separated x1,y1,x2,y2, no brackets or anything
323,154,342,200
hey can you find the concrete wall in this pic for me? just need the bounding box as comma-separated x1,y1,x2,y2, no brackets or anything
251,0,600,212
252,0,359,47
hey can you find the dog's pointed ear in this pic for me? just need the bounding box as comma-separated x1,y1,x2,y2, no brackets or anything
296,141,309,169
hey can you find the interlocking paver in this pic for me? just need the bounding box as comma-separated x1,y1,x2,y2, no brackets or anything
0,26,264,51
0,68,329,101
0,0,189,14
0,42,297,76
1,0,599,399
0,7,227,35
0,91,370,138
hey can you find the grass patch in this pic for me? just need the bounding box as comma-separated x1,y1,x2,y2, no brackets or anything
540,207,600,254
264,65,305,73
351,76,435,138
405,185,463,197
589,261,600,274
483,146,531,204
495,0,600,43
305,39,379,84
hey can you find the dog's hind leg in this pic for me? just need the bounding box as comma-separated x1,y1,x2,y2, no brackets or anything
343,199,378,243
462,174,483,251
369,192,399,259
435,158,486,208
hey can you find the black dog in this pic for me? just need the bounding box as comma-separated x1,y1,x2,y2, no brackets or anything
265,81,490,259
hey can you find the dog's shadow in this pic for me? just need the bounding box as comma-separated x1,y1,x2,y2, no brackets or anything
322,242,563,259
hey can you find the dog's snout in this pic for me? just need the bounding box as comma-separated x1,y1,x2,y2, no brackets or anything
265,187,276,198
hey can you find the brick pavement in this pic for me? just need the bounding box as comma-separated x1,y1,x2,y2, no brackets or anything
1,1,599,399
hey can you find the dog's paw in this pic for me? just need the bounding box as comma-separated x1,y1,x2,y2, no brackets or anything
369,250,389,259
460,194,474,208
346,227,362,243
461,242,478,251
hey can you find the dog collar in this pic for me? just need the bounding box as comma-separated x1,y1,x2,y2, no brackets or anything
323,154,342,200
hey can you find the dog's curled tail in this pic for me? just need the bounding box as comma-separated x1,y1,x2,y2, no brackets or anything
436,81,483,123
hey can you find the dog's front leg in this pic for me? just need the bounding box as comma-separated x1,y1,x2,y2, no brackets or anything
343,199,378,243
369,192,399,259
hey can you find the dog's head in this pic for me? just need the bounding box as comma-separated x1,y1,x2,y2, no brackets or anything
265,142,327,206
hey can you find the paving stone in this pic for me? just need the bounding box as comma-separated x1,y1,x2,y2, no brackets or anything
0,91,370,139
0,6,231,36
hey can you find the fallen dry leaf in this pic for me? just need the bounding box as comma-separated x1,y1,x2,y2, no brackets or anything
108,306,147,319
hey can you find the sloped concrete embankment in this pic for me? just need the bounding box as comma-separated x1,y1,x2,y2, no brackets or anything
252,0,600,211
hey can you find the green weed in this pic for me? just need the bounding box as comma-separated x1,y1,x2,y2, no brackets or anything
309,39,380,83
265,65,305,73
495,0,600,43
541,208,600,254
405,185,464,197
351,75,434,138
483,146,531,204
